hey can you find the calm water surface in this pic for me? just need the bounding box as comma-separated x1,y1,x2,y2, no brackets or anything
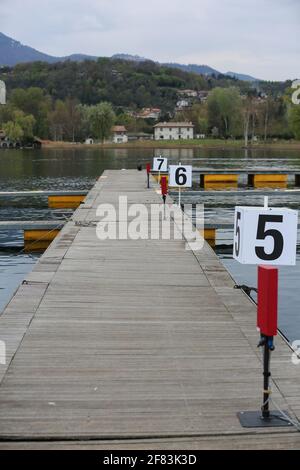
0,147,300,341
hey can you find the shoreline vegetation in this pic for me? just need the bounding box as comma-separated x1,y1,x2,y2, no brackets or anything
1,61,300,150
41,139,300,151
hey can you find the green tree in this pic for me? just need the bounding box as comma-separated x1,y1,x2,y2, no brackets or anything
49,100,68,141
10,87,51,138
88,102,116,143
208,87,242,137
1,109,35,143
3,121,24,142
289,106,300,139
64,98,82,142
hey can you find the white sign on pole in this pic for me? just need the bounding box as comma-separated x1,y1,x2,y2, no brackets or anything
153,157,168,172
0,81,6,105
169,165,192,188
233,206,298,266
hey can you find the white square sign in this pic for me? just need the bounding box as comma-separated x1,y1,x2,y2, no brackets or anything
153,157,168,172
233,206,298,266
169,165,192,188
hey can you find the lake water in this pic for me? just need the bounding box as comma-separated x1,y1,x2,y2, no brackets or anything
0,147,300,342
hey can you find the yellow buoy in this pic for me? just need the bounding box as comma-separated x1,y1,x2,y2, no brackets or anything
48,195,86,209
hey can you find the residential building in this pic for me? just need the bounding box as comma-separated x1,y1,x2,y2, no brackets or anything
176,99,191,111
127,132,153,141
178,89,198,98
111,126,128,144
136,108,161,120
198,90,209,103
154,122,194,141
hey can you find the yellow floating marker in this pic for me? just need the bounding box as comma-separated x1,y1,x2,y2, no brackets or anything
48,195,86,209
205,181,238,191
200,228,216,248
202,174,238,190
24,229,60,252
249,174,287,189
153,173,168,184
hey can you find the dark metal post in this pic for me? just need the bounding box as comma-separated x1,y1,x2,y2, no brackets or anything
262,337,271,418
258,334,274,419
146,163,151,189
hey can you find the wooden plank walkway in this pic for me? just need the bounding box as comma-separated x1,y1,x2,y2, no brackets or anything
0,170,299,449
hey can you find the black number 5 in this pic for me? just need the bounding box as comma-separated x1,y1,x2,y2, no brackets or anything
255,214,284,261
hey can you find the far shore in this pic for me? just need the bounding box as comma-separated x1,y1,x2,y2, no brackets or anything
41,139,300,151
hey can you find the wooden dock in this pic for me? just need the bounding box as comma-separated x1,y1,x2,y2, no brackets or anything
0,170,299,449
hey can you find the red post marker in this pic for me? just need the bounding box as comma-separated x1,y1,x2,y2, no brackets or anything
146,163,151,189
257,265,278,337
160,176,168,197
257,265,278,420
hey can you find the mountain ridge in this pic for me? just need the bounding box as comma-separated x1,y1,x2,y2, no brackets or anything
0,31,260,82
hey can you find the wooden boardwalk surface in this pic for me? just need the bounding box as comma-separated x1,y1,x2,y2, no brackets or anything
0,170,299,449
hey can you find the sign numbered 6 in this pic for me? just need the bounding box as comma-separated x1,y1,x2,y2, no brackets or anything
233,206,298,266
169,165,192,188
153,157,168,172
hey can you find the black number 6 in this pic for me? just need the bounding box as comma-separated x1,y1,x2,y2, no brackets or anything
175,167,187,186
255,214,284,261
235,211,241,257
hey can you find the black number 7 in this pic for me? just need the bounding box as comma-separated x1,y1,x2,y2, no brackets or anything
157,159,164,170
255,214,284,261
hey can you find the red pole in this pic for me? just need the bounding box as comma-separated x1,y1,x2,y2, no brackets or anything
257,265,278,419
257,265,278,337
160,176,168,197
146,163,151,189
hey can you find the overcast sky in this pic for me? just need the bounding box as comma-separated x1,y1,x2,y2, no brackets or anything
0,0,299,81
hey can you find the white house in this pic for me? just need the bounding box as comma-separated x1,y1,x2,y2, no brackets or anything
136,108,161,120
111,126,128,144
154,122,194,141
176,99,190,111
178,89,197,98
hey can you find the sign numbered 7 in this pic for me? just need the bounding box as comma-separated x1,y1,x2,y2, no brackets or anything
153,157,168,172
169,165,192,188
233,206,298,266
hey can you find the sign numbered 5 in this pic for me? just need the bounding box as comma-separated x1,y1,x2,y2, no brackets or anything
169,165,192,188
153,157,168,172
233,206,298,266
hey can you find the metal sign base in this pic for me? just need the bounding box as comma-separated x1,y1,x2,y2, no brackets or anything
238,411,293,428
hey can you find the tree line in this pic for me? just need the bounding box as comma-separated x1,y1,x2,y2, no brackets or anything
176,86,300,143
0,58,298,143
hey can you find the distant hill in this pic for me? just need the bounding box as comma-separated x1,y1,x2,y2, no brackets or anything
0,32,97,66
225,71,259,82
162,63,221,76
111,54,148,62
0,32,57,65
0,31,260,82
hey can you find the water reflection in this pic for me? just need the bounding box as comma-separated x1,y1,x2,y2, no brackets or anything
0,251,39,312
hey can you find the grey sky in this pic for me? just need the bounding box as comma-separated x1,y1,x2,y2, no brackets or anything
0,0,299,81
